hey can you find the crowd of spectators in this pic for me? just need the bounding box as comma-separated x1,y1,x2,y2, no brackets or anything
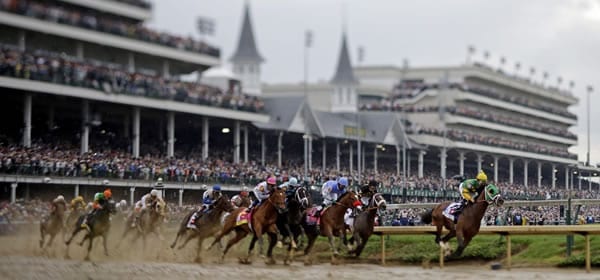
411,126,576,159
0,45,264,112
0,0,219,57
114,0,152,9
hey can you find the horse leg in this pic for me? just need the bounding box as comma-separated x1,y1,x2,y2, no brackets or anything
434,224,443,244
194,237,204,263
170,228,184,249
39,226,45,249
46,233,56,249
265,231,278,265
448,233,470,259
84,236,93,261
103,234,109,256
240,234,258,264
303,231,317,266
222,228,247,263
177,231,196,250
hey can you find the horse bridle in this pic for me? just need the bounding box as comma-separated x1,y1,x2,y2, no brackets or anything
295,187,309,209
366,193,386,211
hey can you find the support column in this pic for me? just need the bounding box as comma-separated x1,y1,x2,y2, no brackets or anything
243,126,248,163
10,183,18,204
233,121,240,164
580,173,583,191
75,42,84,59
494,156,499,183
162,60,170,78
565,167,569,189
524,160,529,188
373,146,378,172
202,117,209,160
336,141,340,171
476,153,483,172
308,136,313,170
357,141,362,179
407,152,411,178
418,150,425,178
261,132,266,166
23,94,32,148
178,189,183,207
509,158,514,184
132,107,140,157
277,132,283,168
129,187,135,206
18,30,25,51
551,164,556,189
537,162,542,188
458,151,466,176
396,146,400,176
589,172,592,191
74,184,79,198
127,52,135,72
440,148,447,180
322,139,326,171
167,112,175,157
349,144,354,174
81,100,90,155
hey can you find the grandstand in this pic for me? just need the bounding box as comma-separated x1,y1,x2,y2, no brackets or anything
0,1,598,211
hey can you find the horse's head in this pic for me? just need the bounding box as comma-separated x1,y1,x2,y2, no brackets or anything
483,184,503,206
338,191,361,209
268,188,287,213
371,193,387,211
215,194,235,212
295,187,311,209
106,199,117,214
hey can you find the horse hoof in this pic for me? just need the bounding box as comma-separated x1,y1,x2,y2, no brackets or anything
84,256,90,262
265,258,276,265
276,241,283,249
304,260,312,266
195,257,202,263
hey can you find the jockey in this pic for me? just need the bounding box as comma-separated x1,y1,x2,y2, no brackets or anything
315,177,349,217
81,189,112,231
132,189,163,227
245,176,277,213
359,180,379,206
50,195,67,215
231,187,250,208
70,196,86,212
186,185,222,229
279,177,300,198
455,171,488,215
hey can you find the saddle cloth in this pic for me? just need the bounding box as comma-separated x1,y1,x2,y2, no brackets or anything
236,210,250,226
443,202,461,222
305,207,329,226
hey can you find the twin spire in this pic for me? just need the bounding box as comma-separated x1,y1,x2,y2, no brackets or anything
230,3,264,63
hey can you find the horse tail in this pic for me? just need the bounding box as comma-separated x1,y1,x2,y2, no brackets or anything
421,209,433,225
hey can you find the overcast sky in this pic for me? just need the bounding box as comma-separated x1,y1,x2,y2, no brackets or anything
148,0,600,166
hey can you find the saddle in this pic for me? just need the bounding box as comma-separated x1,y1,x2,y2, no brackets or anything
305,207,329,226
442,202,462,224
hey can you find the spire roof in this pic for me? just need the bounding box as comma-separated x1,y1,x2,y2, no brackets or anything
330,33,358,85
230,3,264,63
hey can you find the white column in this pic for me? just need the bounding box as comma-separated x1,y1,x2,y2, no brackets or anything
308,137,313,170
233,121,240,164
580,173,583,191
565,167,569,189
81,100,90,155
396,145,400,176
10,183,18,204
167,112,175,157
243,126,248,163
458,151,465,176
74,184,79,198
162,60,170,78
357,140,361,177
336,141,340,171
509,158,514,184
476,153,483,172
322,139,326,170
349,144,354,174
18,30,25,51
132,107,140,158
407,152,411,178
23,94,32,148
261,132,266,166
202,117,209,160
589,172,592,191
494,156,499,183
440,148,447,179
129,187,135,206
127,52,135,72
361,145,365,174
551,164,556,189
373,146,378,172
76,42,84,59
537,162,542,188
277,132,283,168
418,150,425,178
178,189,183,207
524,160,529,188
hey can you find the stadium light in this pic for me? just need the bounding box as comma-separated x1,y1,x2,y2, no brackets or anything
586,85,593,166
222,128,230,134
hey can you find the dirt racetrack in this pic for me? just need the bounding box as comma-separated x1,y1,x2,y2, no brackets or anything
1,224,598,280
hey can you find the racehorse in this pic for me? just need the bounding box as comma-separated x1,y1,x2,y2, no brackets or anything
65,206,84,236
302,191,361,265
421,184,503,260
65,200,116,261
170,194,234,263
208,188,286,265
121,199,167,248
277,186,311,265
40,202,67,249
347,193,387,257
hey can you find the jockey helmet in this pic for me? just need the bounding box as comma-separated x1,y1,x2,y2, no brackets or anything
57,195,65,201
289,177,299,187
119,200,127,206
267,177,277,185
476,171,488,183
240,191,249,197
75,196,84,201
94,192,104,201
103,189,112,199
150,189,159,197
212,185,222,191
338,177,349,188
242,186,249,192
